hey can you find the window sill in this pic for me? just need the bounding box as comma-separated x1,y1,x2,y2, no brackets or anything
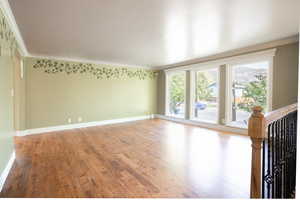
190,118,218,124
166,114,185,120
155,114,248,135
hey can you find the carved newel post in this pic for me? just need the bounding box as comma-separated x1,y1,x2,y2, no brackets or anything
248,106,266,198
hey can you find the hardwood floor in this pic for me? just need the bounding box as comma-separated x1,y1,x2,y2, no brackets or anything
0,119,251,198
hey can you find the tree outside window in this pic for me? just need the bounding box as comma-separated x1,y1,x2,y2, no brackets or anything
168,73,185,116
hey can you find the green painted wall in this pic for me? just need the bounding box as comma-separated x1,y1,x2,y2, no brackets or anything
25,58,157,129
157,71,166,115
0,9,19,176
0,53,15,175
272,43,299,109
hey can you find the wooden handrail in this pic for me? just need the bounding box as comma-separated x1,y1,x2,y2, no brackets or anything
265,103,297,125
248,103,298,198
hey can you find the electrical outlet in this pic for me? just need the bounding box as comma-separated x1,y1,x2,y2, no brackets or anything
68,118,72,123
11,89,14,97
78,117,82,122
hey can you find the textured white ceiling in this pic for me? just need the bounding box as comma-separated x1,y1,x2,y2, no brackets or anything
8,0,299,68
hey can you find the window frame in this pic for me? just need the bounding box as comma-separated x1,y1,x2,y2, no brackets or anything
190,65,220,124
163,48,276,129
225,58,273,126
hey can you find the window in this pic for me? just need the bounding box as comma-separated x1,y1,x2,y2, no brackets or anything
226,61,271,128
164,49,275,130
193,67,219,123
166,71,186,118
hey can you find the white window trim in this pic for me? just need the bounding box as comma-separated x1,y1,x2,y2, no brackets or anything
164,48,276,73
164,70,186,118
189,70,196,119
225,64,233,124
20,58,24,79
267,58,273,112
225,56,274,125
190,65,220,124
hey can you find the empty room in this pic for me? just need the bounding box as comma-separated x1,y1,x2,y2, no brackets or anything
0,0,299,199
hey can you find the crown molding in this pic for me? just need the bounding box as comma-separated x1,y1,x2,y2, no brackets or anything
156,35,299,70
0,0,28,56
27,54,152,69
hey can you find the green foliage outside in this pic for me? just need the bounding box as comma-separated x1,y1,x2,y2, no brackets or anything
237,74,267,113
169,74,185,113
169,71,267,114
169,72,215,113
196,72,214,101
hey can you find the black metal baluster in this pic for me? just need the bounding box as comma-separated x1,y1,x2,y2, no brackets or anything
277,119,282,198
287,114,291,198
282,116,287,197
291,113,294,197
278,119,282,198
280,118,284,198
278,119,282,197
294,111,297,196
274,121,277,198
275,120,280,198
295,111,297,195
262,139,266,198
291,112,297,197
290,113,294,198
267,124,272,198
272,122,275,198
286,114,290,198
262,110,297,199
289,114,293,197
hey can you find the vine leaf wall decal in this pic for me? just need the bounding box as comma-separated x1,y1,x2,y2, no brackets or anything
33,59,158,80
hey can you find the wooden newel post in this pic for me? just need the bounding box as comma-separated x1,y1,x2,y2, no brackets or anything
248,106,266,198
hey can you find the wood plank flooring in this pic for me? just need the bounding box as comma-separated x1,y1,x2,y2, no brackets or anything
0,119,251,198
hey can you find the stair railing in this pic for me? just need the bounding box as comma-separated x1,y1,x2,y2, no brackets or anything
248,103,297,198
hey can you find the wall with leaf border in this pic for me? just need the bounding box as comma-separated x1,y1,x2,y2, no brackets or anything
33,59,158,80
25,57,158,129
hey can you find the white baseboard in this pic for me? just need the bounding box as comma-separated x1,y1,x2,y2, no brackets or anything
16,115,154,136
15,114,247,137
154,114,248,135
0,151,15,192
